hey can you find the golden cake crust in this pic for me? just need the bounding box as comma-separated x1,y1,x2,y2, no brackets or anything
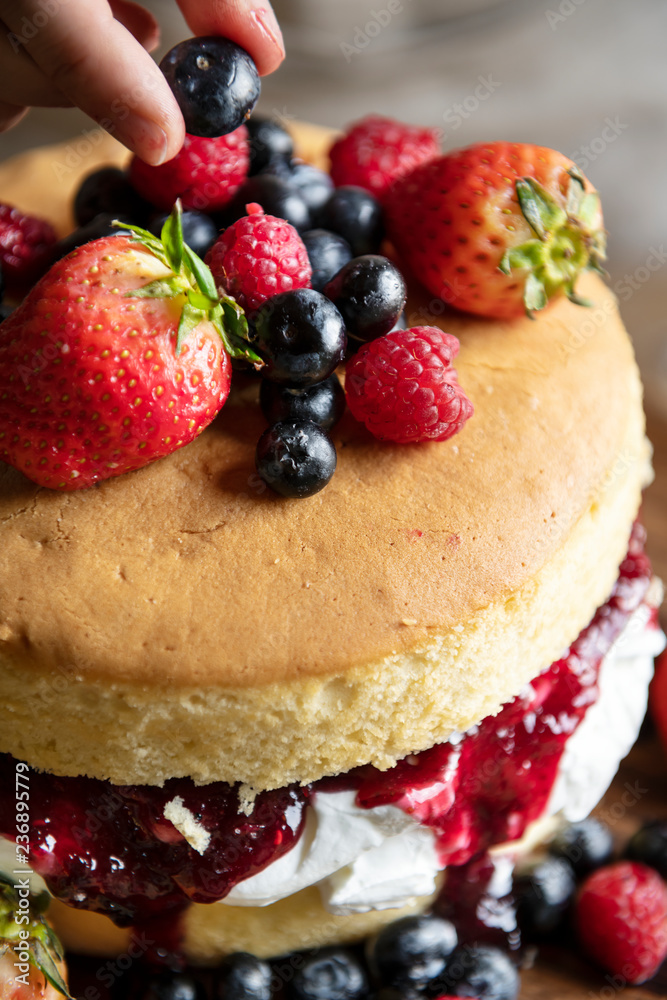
0,131,651,789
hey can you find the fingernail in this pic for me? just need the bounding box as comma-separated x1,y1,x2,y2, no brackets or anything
116,113,169,165
251,5,286,60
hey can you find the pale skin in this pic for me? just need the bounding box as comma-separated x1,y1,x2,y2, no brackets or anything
0,0,285,164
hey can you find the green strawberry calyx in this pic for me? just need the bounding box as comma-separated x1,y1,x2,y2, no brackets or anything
499,168,607,316
114,202,262,364
0,873,73,998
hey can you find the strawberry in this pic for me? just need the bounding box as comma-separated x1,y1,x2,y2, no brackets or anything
385,141,606,319
0,875,71,999
0,205,258,491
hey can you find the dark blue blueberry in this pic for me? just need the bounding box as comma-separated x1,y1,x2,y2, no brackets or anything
625,820,667,878
256,419,337,498
289,162,334,222
288,948,368,1000
513,857,576,937
442,944,519,1000
53,213,132,261
216,952,272,1000
220,175,312,231
149,209,218,259
135,972,206,1000
302,229,353,292
74,166,150,227
260,374,345,430
246,116,294,174
252,288,346,387
323,255,406,344
160,36,260,137
549,819,614,877
321,186,384,256
367,914,458,990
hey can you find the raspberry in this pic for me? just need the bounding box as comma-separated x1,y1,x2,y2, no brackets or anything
345,326,473,444
329,115,440,201
206,205,311,313
575,861,667,984
0,203,57,298
128,129,249,212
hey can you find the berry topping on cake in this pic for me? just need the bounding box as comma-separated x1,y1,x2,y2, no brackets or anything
0,204,57,299
0,204,257,491
329,115,440,200
260,374,346,431
129,130,250,213
246,115,294,174
323,254,406,346
301,229,353,292
575,861,667,984
345,326,473,444
255,419,337,499
385,141,606,319
0,875,71,999
320,186,384,257
160,36,260,139
206,206,312,313
251,288,346,386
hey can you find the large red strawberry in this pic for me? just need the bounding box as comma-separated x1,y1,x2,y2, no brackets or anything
385,141,606,319
0,205,258,491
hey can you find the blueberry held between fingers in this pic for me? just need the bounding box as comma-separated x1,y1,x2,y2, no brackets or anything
256,420,337,498
324,254,406,343
160,36,260,137
252,288,347,387
260,374,346,430
302,229,353,292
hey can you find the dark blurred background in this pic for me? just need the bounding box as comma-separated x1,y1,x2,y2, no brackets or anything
1,0,666,412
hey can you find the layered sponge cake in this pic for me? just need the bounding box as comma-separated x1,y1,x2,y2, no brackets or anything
0,127,664,964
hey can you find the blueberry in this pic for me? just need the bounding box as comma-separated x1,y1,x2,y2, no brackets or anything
256,420,337,498
321,186,384,256
135,972,205,1000
216,952,272,1000
289,163,335,222
513,857,576,937
441,944,519,1000
74,166,150,227
367,914,457,990
549,819,614,877
160,36,260,137
149,209,218,259
246,116,294,174
260,374,346,430
625,820,667,878
0,303,13,322
220,175,312,231
53,213,132,261
302,230,353,293
323,255,406,344
252,288,346,387
289,948,368,1000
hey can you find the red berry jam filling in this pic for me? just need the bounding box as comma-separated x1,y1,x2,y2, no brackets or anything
0,523,654,935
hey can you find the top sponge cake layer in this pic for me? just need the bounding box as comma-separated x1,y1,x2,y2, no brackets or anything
0,132,650,789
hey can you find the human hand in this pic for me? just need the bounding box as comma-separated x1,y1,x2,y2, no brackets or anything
0,0,284,164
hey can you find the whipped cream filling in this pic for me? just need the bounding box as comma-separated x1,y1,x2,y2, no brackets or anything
222,603,665,915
